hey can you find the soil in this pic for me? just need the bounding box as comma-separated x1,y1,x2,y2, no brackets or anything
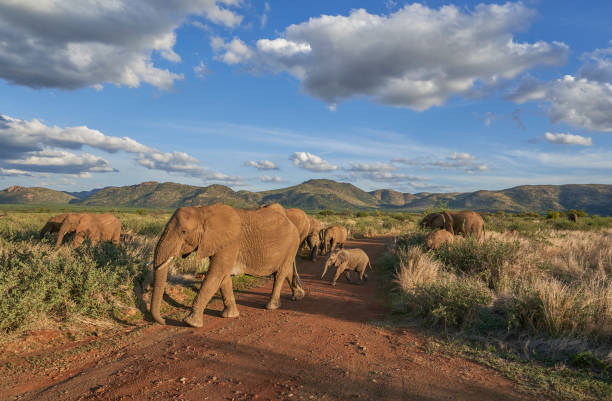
0,237,533,401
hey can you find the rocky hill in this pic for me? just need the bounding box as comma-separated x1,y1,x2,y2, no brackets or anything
1,180,611,215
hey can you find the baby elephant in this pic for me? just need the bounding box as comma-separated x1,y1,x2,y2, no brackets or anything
321,248,372,286
425,229,454,250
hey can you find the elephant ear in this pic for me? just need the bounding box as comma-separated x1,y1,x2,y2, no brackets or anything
197,204,241,259
441,211,454,234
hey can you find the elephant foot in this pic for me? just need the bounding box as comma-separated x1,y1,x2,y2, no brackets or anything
291,287,306,301
331,281,337,286
221,306,240,318
266,299,281,310
184,311,204,328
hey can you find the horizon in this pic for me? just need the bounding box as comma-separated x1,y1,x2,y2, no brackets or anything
3,178,611,197
1,1,611,193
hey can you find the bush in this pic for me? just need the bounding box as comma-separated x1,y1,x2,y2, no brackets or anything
403,279,493,330
433,238,520,290
0,242,146,333
318,209,335,216
547,210,563,219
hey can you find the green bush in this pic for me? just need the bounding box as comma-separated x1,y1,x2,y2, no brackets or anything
433,238,520,290
547,210,563,219
0,242,146,333
403,279,493,330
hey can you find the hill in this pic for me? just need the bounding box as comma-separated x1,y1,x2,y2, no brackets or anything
2,180,611,215
80,182,257,209
0,185,77,205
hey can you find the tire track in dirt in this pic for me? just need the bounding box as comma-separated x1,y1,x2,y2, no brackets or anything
4,237,533,401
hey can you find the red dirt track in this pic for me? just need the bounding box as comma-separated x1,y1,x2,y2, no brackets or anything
1,237,531,401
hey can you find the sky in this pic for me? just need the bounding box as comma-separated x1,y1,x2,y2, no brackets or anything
1,0,611,194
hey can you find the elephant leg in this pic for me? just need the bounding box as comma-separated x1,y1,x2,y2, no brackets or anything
219,275,239,318
185,251,235,328
330,239,336,253
267,270,288,310
285,264,305,301
344,270,353,283
331,262,347,286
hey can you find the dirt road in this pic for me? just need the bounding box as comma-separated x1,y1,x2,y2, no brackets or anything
2,237,531,401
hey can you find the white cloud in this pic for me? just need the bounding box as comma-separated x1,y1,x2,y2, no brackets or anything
448,152,476,161
215,3,567,110
363,171,429,182
0,114,241,183
290,152,337,172
0,168,31,177
508,43,612,132
0,0,243,90
193,61,209,80
244,160,278,170
393,152,488,173
260,2,271,28
346,162,395,172
260,175,282,183
544,132,592,146
507,149,612,169
213,37,253,64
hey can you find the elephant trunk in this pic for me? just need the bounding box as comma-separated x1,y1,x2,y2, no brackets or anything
55,226,69,249
321,261,331,279
310,245,318,261
151,228,180,325
150,257,173,325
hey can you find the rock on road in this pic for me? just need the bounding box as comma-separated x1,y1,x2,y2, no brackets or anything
3,237,531,401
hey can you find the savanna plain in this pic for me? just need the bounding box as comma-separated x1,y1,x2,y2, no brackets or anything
0,207,610,401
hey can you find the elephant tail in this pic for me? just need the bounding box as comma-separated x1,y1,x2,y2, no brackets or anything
292,258,304,289
367,261,373,271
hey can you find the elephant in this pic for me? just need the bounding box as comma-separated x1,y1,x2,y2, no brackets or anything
321,225,348,255
151,203,305,328
425,229,455,250
53,213,121,249
260,204,311,252
568,213,578,222
40,213,70,239
286,208,311,246
321,248,372,286
420,210,484,240
305,217,322,260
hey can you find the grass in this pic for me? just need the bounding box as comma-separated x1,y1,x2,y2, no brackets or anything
382,223,612,400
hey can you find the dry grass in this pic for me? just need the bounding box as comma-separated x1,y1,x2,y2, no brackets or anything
393,245,442,292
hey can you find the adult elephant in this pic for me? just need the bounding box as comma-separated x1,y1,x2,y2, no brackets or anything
40,213,70,239
151,204,304,328
321,225,348,255
54,213,121,248
260,204,310,248
568,212,578,222
305,217,322,260
420,210,484,240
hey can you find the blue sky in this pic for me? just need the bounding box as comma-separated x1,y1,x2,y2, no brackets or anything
1,1,611,193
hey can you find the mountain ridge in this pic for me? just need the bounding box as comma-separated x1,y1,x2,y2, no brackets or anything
1,180,611,215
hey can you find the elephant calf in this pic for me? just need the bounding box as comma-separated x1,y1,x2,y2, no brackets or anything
321,248,372,286
425,229,454,250
321,224,348,255
49,213,121,248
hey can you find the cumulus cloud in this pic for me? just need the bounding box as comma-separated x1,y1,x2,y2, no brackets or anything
0,114,241,183
508,149,612,169
214,3,567,110
544,132,592,146
290,152,338,172
0,168,31,177
244,160,279,170
260,175,282,183
448,152,476,161
0,0,243,90
508,43,612,132
260,2,271,28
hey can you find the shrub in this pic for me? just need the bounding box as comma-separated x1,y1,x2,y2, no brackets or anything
404,279,493,330
547,210,563,219
393,246,441,292
318,209,335,216
434,237,520,290
0,242,147,332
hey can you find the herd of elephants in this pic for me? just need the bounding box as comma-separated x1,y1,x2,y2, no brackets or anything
39,205,488,328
